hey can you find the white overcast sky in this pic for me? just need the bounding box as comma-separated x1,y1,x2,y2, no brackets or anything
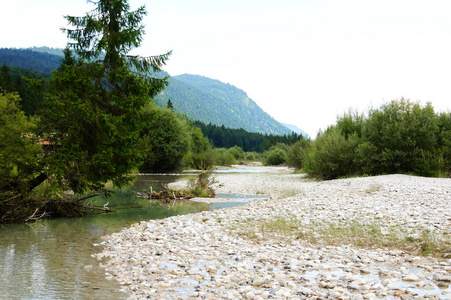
2,0,451,137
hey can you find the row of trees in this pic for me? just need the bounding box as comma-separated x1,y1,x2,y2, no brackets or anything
0,64,48,116
288,99,451,179
0,48,62,73
193,121,303,152
0,0,214,222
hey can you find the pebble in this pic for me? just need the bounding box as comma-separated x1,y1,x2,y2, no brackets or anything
94,171,451,299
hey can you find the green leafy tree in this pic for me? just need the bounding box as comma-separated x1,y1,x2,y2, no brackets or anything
214,148,237,166
304,127,358,179
0,64,14,91
0,64,48,116
42,0,170,193
166,99,174,110
360,99,438,175
433,112,451,176
336,109,365,139
138,104,190,172
0,92,43,214
287,139,312,170
265,148,287,166
184,126,215,170
227,146,245,161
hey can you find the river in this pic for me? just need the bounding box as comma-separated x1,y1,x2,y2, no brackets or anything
0,173,247,300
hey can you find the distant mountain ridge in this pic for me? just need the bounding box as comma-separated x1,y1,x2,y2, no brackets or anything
282,123,309,138
0,47,303,136
0,47,63,73
154,74,293,135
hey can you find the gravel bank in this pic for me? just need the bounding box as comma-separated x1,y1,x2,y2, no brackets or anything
95,168,451,299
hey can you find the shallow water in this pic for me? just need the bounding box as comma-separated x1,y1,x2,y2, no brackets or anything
0,174,252,300
214,166,272,173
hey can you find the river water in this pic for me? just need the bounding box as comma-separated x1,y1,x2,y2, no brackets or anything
0,174,247,300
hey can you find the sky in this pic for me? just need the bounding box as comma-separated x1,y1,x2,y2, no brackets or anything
2,0,451,137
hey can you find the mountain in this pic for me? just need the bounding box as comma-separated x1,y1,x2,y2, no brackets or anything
0,48,63,73
0,48,301,136
282,123,309,138
154,74,293,135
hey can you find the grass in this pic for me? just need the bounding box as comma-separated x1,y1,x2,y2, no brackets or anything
279,189,302,198
364,183,383,193
232,216,451,258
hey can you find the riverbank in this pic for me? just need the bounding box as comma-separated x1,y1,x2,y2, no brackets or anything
95,168,451,299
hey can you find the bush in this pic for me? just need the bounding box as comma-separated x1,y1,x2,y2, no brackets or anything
0,92,43,198
289,99,450,180
362,99,439,174
227,146,245,161
214,148,236,166
245,151,261,162
304,128,358,180
138,104,190,172
287,139,311,169
265,148,287,166
186,170,216,197
436,113,451,176
183,126,216,170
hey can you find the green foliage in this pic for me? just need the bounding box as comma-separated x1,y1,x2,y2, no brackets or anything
287,139,312,169
227,146,245,161
186,170,216,197
42,0,170,193
434,112,451,177
0,64,48,116
0,48,62,73
194,121,303,152
0,92,43,200
183,126,215,170
361,99,439,175
265,148,288,166
138,104,190,172
154,74,293,135
305,99,450,179
245,151,261,162
214,148,236,166
304,127,358,179
336,109,365,139
166,99,174,110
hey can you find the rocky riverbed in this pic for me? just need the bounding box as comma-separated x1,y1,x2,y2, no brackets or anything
94,168,451,299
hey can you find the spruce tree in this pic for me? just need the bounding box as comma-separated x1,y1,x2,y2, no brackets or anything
43,0,171,193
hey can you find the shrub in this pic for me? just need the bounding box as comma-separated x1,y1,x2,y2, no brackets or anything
287,139,311,169
245,151,261,162
187,170,216,197
0,92,43,198
304,128,358,179
183,127,216,170
138,105,190,172
227,146,245,161
362,99,438,174
214,148,236,166
265,148,287,166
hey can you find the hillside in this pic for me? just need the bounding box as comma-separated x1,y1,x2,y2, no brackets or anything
0,48,299,135
154,74,292,135
0,48,62,73
282,123,309,138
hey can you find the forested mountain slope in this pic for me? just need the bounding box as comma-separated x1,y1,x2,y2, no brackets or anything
0,48,62,73
282,123,309,138
154,74,292,135
0,48,298,135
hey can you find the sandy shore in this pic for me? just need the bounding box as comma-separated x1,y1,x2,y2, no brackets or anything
95,167,451,299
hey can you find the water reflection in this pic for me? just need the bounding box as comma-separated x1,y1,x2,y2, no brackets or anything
0,218,124,300
131,173,193,193
0,174,211,300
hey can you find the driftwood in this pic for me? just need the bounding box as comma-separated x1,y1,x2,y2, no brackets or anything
146,190,193,203
1,197,115,223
